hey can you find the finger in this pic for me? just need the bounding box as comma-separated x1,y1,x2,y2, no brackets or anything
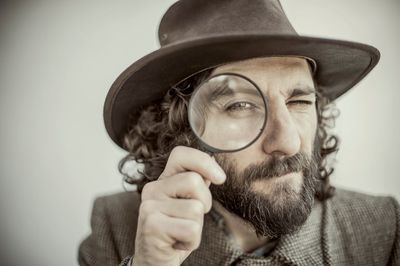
142,171,213,212
143,212,203,251
140,198,206,221
160,146,226,184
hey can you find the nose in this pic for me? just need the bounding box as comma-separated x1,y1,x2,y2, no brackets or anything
261,101,301,158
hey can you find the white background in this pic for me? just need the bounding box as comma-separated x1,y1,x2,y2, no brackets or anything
0,0,399,265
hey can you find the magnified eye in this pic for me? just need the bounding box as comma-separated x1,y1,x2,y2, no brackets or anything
225,101,256,112
187,73,267,152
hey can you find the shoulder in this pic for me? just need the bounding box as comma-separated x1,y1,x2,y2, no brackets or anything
91,191,142,236
93,190,142,216
327,188,399,264
332,188,398,211
330,188,398,223
79,191,142,265
92,191,142,256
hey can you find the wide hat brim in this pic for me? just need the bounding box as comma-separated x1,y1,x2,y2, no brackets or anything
104,34,380,149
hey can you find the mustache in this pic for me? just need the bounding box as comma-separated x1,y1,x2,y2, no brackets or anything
218,152,313,182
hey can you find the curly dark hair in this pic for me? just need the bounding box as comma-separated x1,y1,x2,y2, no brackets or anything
119,68,339,201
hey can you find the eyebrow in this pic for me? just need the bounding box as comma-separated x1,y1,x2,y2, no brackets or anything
287,86,316,98
207,81,261,102
209,81,233,101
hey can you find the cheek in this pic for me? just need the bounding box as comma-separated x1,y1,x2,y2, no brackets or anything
292,108,318,153
218,108,318,171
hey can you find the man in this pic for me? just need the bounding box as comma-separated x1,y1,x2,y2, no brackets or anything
79,0,399,265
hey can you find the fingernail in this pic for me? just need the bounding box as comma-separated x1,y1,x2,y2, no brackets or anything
215,168,226,182
211,157,226,182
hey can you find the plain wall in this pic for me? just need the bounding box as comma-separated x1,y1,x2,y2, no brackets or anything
0,0,399,265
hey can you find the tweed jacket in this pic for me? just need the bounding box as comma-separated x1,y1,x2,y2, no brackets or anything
78,188,399,266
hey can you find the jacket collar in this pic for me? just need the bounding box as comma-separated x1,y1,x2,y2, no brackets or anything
183,198,331,266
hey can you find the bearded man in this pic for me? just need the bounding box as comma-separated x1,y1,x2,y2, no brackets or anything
78,1,399,265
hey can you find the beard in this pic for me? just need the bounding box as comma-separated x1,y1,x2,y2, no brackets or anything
210,150,320,238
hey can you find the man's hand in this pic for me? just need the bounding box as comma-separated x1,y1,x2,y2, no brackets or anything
133,146,226,266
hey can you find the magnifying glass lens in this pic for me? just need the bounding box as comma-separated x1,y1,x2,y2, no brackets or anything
188,74,267,152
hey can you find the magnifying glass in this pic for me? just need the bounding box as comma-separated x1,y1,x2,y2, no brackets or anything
188,72,268,154
170,73,268,250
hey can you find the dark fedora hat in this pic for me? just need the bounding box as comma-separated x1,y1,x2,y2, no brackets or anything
104,0,380,149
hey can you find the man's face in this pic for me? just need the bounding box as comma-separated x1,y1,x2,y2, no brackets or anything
206,56,319,237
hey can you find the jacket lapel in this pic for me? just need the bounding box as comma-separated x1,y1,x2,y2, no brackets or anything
270,199,330,266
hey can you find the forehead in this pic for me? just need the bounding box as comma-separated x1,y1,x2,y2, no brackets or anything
210,56,315,93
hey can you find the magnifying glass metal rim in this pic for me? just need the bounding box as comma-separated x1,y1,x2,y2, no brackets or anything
188,72,268,154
